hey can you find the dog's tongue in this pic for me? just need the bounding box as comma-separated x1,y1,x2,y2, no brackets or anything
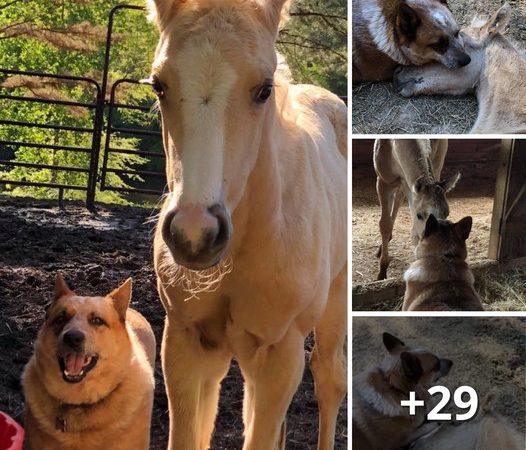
65,353,87,376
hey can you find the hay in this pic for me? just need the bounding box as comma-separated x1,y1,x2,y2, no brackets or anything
353,264,526,312
352,0,526,134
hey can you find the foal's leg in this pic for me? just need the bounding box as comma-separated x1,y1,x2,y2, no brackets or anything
377,177,396,280
311,268,347,450
162,317,231,450
233,327,305,450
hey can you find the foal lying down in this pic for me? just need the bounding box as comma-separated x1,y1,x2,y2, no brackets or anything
394,3,526,134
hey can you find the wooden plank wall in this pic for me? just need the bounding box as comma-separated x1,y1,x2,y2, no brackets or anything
352,139,501,180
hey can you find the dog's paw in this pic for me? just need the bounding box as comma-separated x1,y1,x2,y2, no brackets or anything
393,66,423,97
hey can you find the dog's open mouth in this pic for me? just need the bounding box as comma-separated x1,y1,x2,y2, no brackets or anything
58,353,98,383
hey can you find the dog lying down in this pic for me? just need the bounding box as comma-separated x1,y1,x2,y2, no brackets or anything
22,275,156,450
353,332,452,450
403,214,483,311
409,392,524,450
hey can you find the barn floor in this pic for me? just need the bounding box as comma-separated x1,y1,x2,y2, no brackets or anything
0,196,347,450
353,317,526,436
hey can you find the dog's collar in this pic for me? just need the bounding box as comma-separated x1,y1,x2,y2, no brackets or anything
54,382,122,433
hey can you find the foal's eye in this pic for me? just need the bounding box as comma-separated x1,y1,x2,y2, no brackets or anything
254,83,273,103
89,316,106,327
151,76,164,98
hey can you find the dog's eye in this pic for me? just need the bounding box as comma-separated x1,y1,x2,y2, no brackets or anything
53,314,68,326
430,37,449,53
253,82,273,104
90,317,106,327
417,213,424,220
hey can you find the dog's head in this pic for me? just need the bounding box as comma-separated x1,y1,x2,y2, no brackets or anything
35,275,134,402
415,215,472,260
381,332,452,389
396,0,471,69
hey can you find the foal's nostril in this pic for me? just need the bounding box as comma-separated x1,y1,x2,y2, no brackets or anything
63,330,85,350
209,204,230,250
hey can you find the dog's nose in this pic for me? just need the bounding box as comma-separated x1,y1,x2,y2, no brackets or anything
63,330,85,351
458,53,471,67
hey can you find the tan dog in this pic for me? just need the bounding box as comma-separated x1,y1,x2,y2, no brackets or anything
353,332,453,450
409,392,524,450
353,0,471,82
22,275,156,450
403,214,483,311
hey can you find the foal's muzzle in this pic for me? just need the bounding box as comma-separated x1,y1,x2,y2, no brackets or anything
162,203,232,270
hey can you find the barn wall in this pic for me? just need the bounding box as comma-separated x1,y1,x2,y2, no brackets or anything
352,139,501,180
489,140,526,261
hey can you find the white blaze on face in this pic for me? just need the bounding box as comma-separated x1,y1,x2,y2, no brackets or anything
169,40,238,209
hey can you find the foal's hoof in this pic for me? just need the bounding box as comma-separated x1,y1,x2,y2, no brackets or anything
393,66,421,97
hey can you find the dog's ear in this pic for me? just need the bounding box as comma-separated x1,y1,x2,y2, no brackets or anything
54,273,73,301
401,351,423,382
423,214,439,238
108,278,132,322
383,332,406,353
440,172,461,193
398,2,421,41
455,216,472,241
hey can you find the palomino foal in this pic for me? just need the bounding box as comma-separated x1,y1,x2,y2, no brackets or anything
374,139,459,280
394,4,526,133
147,1,347,449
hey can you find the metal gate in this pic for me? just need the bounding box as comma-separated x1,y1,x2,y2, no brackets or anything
0,4,162,210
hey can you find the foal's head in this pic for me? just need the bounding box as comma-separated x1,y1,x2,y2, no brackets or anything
410,172,460,240
147,0,289,269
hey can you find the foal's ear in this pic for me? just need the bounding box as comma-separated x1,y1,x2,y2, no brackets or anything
258,0,290,32
147,0,182,29
440,172,461,193
484,3,512,36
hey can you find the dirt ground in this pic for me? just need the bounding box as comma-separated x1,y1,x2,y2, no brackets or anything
352,317,526,436
0,196,347,450
352,0,526,134
352,177,494,285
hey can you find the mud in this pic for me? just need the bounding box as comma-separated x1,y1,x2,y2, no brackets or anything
0,196,347,450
